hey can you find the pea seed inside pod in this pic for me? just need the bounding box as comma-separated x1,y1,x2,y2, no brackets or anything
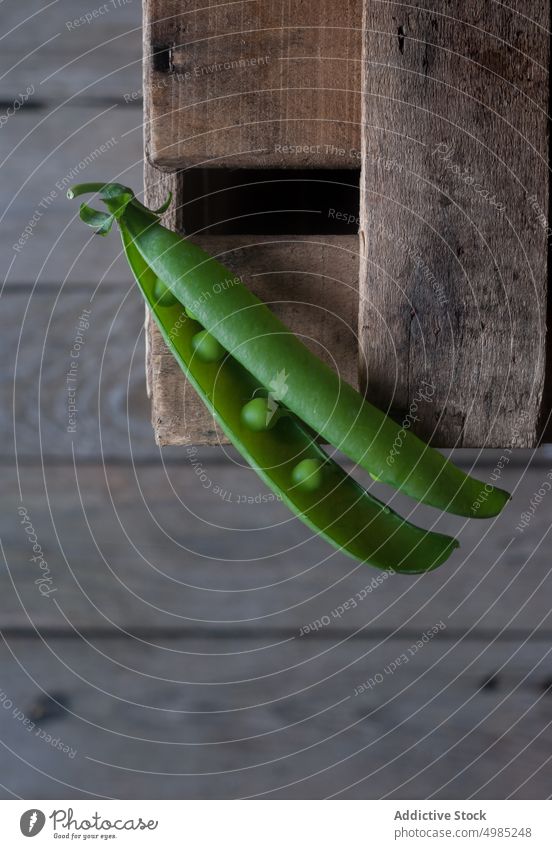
153,277,179,307
185,306,198,321
241,397,281,431
292,458,324,492
191,330,225,363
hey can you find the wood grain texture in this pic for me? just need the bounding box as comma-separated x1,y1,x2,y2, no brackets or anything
2,107,143,285
359,1,550,448
0,288,153,461
0,0,142,101
144,0,362,169
146,234,359,445
1,635,552,799
3,461,552,633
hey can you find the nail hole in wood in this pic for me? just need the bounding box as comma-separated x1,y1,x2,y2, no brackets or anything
398,25,405,54
152,43,172,74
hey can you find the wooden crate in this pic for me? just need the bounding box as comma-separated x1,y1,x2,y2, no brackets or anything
144,0,551,447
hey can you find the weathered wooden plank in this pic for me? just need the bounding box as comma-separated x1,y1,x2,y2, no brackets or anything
0,288,153,460
359,1,549,448
2,107,143,285
145,0,362,169
0,0,142,102
147,234,359,445
3,460,552,633
1,635,552,798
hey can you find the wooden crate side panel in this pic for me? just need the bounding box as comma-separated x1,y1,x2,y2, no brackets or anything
359,1,549,448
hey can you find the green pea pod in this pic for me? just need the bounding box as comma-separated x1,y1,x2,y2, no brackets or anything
108,197,509,520
67,183,506,556
116,219,457,573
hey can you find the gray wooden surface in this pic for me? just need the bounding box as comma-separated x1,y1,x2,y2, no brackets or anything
1,0,552,800
2,636,552,799
3,462,552,633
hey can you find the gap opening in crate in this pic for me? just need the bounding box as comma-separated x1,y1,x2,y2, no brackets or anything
180,169,361,236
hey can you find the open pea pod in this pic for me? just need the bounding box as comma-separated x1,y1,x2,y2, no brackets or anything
118,220,458,573
67,181,508,570
68,182,510,518
112,203,508,520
